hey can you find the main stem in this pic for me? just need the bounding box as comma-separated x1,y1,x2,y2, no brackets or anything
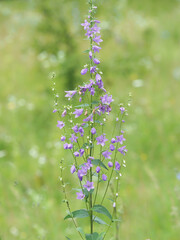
89,0,93,234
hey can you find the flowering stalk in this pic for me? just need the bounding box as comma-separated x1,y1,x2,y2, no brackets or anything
52,1,130,239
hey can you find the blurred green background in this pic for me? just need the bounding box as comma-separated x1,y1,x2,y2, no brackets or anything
0,0,180,239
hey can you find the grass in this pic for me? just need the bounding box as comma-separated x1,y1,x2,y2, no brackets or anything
0,0,180,239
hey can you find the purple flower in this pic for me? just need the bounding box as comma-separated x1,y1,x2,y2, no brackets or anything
94,20,100,23
90,87,95,96
92,24,101,34
93,58,100,64
118,146,127,155
76,191,85,200
110,144,115,151
62,109,67,117
91,127,96,135
85,159,93,170
92,45,101,53
101,94,114,105
96,74,104,89
111,138,116,143
64,143,69,149
93,35,103,45
71,165,76,174
116,135,126,144
68,144,73,149
81,68,88,75
61,136,66,141
81,19,90,30
57,121,65,129
69,134,78,143
73,108,84,118
120,107,125,114
102,174,107,181
83,114,93,122
53,109,57,113
83,181,94,192
89,51,93,59
115,161,121,171
122,120,125,123
72,125,79,133
65,90,77,99
79,149,85,157
78,170,83,181
79,97,82,102
78,127,84,137
96,134,108,147
96,166,101,173
90,66,96,74
102,150,112,159
74,151,80,157
108,161,113,168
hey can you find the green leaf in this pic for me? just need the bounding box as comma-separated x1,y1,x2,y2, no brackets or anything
65,237,71,240
112,218,122,222
85,232,99,240
83,49,90,53
64,209,89,220
98,232,105,240
75,103,89,108
91,159,108,170
92,205,112,220
93,216,108,225
92,100,100,105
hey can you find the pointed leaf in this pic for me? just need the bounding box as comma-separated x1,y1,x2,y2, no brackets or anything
85,232,99,240
91,159,108,170
93,216,108,225
64,209,89,220
65,237,71,240
92,205,112,220
98,232,105,240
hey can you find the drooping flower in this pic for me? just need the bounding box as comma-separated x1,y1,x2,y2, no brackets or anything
96,134,108,147
90,87,95,96
96,166,101,173
79,149,85,157
81,68,88,75
120,107,125,114
61,136,66,141
83,114,93,122
64,143,69,149
76,191,85,200
65,90,77,99
57,121,65,129
72,125,79,133
93,35,103,45
69,134,78,143
68,144,73,149
62,109,67,117
53,109,57,113
83,181,94,192
110,144,115,151
71,165,76,174
73,108,84,118
74,151,80,157
108,161,113,168
111,138,116,143
90,66,96,74
102,150,112,159
78,127,84,137
96,74,104,89
89,51,93,59
115,161,121,171
118,146,127,155
85,159,93,170
102,174,107,181
93,58,100,64
116,135,126,145
91,127,96,135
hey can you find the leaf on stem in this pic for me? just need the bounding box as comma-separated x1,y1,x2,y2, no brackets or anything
64,209,89,220
85,232,99,240
92,205,112,220
93,216,108,225
91,159,108,170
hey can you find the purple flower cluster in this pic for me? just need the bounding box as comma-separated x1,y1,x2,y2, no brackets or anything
55,4,128,206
